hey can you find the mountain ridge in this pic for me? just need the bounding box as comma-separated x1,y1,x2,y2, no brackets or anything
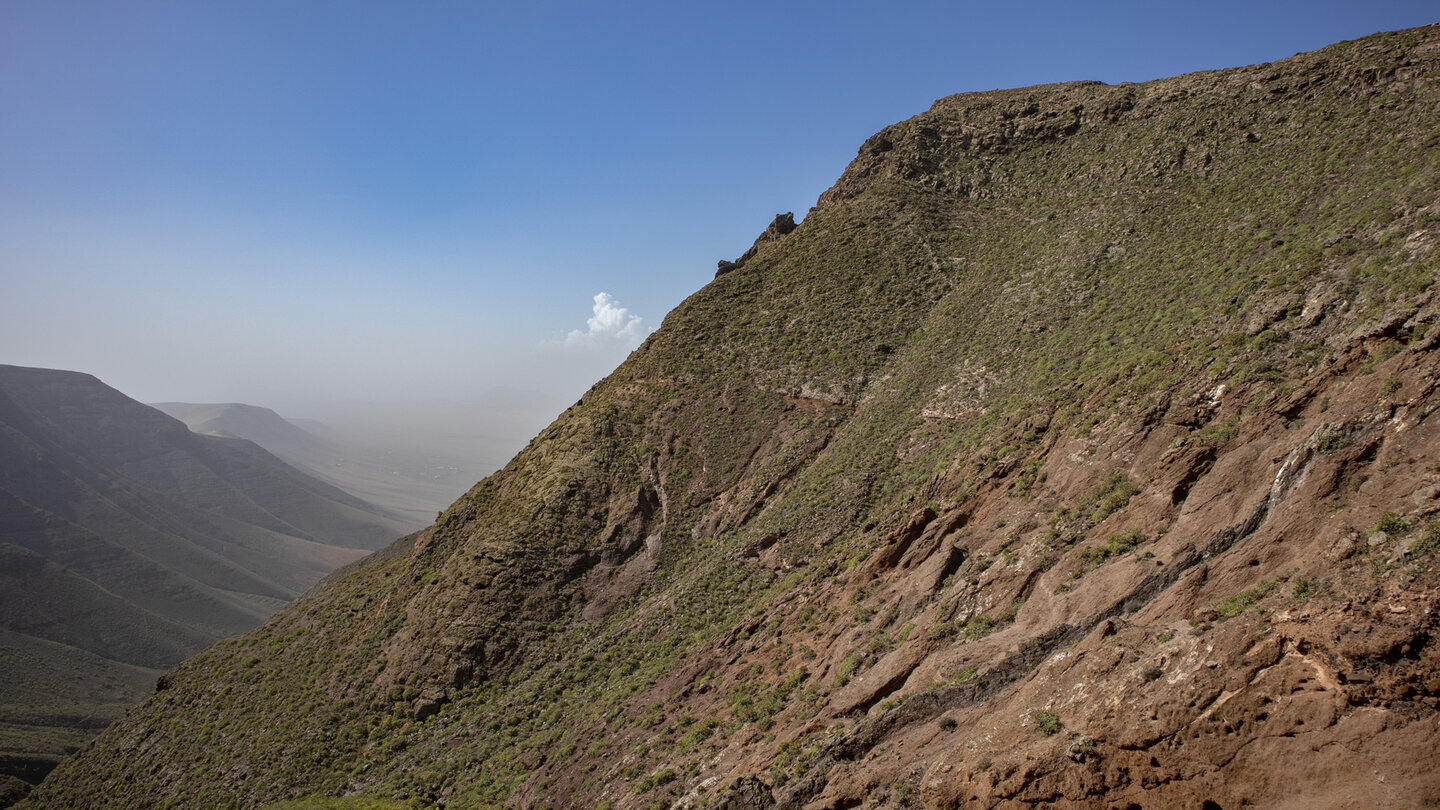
23,25,1440,809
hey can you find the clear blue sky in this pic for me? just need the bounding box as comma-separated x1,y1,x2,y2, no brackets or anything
2,1,1434,445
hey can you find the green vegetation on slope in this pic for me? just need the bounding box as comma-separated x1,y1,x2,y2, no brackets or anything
22,25,1440,810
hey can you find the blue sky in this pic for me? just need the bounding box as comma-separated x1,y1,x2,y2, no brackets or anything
2,1,1435,451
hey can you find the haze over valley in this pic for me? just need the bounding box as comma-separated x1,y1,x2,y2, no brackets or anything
152,400,530,526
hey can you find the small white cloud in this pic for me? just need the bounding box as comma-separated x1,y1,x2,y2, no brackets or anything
563,292,646,348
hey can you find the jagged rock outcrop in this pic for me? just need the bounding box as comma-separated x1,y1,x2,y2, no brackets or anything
717,212,799,277
23,25,1440,810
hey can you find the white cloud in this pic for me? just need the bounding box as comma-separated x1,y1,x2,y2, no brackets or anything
563,292,646,348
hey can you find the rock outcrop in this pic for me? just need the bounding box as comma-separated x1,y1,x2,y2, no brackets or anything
717,212,799,277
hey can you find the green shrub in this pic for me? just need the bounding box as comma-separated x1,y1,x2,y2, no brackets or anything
1408,522,1440,556
1201,417,1240,445
1315,427,1351,454
1033,710,1062,736
1373,512,1408,535
1087,475,1141,523
1216,578,1277,617
962,614,994,640
1009,458,1045,499
633,767,676,794
928,622,957,640
1081,529,1145,570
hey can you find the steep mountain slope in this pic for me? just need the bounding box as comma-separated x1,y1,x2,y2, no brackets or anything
151,401,479,527
0,366,412,788
26,26,1440,809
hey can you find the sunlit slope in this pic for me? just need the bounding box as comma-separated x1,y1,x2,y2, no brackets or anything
25,25,1440,810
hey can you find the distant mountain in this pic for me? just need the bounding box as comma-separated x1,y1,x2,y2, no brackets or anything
152,401,493,526
148,401,326,456
0,365,413,789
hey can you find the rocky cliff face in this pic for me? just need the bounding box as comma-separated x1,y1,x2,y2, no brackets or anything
24,25,1440,810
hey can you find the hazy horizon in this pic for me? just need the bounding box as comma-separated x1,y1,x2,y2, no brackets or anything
4,1,1435,459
